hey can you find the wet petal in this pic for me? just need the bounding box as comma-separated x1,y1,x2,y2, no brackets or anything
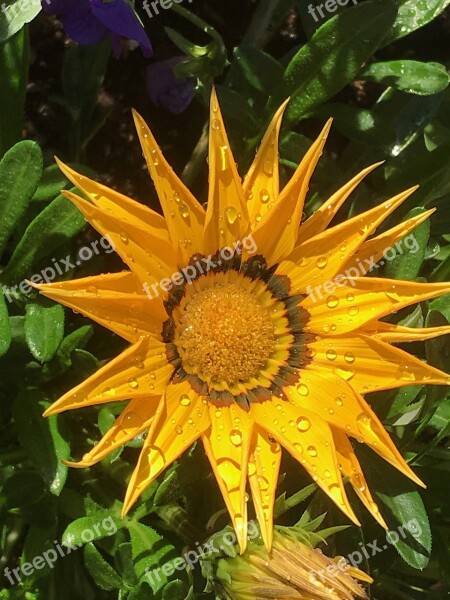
43,336,172,416
203,89,250,255
203,401,253,553
122,382,210,515
243,100,289,230
248,427,281,551
65,397,158,467
35,272,166,342
251,399,359,526
249,120,331,266
133,111,206,264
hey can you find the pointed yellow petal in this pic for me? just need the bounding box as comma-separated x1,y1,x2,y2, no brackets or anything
344,208,436,276
303,277,450,336
243,99,289,229
203,401,253,554
249,120,331,266
55,158,171,239
202,89,250,255
278,186,418,294
43,336,172,417
286,369,424,488
35,272,166,342
62,190,176,286
332,429,387,529
248,427,281,551
298,162,384,241
122,383,210,516
251,399,359,526
308,333,450,394
367,320,450,342
132,111,206,264
65,397,158,467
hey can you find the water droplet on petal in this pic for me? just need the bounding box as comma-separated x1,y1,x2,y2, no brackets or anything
179,394,191,406
128,378,139,389
297,383,309,396
326,349,337,361
296,417,311,432
260,190,270,204
307,445,317,457
225,206,238,225
326,295,339,308
316,257,328,269
344,352,355,364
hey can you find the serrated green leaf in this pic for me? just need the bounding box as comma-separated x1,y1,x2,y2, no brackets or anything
268,0,396,125
2,192,86,283
0,140,43,257
62,514,123,547
12,388,70,495
25,302,65,362
83,543,123,590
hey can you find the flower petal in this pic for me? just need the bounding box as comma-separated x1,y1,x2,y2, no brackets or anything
251,399,359,526
343,208,436,276
243,99,289,230
132,111,206,264
286,369,424,488
122,382,210,516
43,336,172,416
308,333,450,394
249,120,331,266
367,320,450,342
62,189,175,287
248,427,281,551
203,401,253,553
65,397,158,467
35,272,166,342
298,162,384,241
202,89,250,255
278,186,417,294
332,428,387,529
303,277,450,336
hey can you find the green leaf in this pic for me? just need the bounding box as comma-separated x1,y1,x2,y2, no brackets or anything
128,582,155,600
83,543,123,590
234,46,283,94
361,61,450,96
268,0,396,125
0,140,43,257
314,104,392,146
361,447,432,569
162,580,191,600
0,291,11,357
383,207,430,280
12,388,70,495
25,303,65,362
2,192,86,283
31,164,70,203
0,0,41,42
128,521,176,590
215,85,259,133
2,471,46,508
62,514,123,547
384,0,450,45
0,29,29,154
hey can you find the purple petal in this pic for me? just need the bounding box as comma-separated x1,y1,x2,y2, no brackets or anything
61,2,107,45
89,0,152,57
146,59,195,115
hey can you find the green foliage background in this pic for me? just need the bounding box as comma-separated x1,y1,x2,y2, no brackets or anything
1,0,450,598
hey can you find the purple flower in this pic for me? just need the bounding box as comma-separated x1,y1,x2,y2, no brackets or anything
146,58,195,115
42,0,152,58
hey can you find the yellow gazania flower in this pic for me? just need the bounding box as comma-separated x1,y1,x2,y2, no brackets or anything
36,90,450,554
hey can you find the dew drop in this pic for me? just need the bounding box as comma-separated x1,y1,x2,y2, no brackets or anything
326,349,337,361
335,397,343,407
151,149,159,166
175,425,183,435
179,394,191,406
326,295,339,308
294,442,303,454
260,190,270,204
225,206,238,225
297,383,309,396
316,256,328,269
346,293,354,302
128,378,139,389
263,158,274,176
296,417,311,432
347,306,359,316
307,445,317,457
179,203,189,220
344,352,355,364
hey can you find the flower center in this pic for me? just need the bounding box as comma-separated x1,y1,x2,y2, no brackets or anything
174,283,275,385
